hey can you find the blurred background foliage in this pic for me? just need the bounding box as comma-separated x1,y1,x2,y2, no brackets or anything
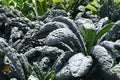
0,0,120,21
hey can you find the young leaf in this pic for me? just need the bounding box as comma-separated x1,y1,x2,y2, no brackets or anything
14,0,23,7
95,23,114,44
90,0,100,8
52,0,64,3
84,28,96,53
78,18,96,53
38,0,44,3
1,0,9,8
19,54,33,78
33,62,45,80
85,4,97,13
45,71,56,80
114,0,120,5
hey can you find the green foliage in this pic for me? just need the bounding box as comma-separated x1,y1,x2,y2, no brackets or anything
33,62,45,80
95,23,114,43
0,0,96,19
0,0,9,8
0,0,120,80
85,4,97,13
64,0,94,18
115,0,120,6
84,0,120,21
45,71,56,80
78,20,114,54
80,26,96,54
0,0,65,20
19,54,56,80
52,0,64,3
85,0,100,14
1,0,120,21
